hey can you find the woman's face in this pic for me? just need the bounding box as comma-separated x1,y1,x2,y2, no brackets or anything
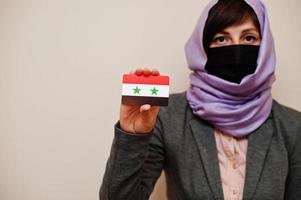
209,18,261,48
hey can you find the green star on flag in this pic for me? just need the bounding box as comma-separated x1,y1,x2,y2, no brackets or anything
151,87,159,95
133,86,141,94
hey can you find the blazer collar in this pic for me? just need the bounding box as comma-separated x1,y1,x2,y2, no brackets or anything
243,116,274,199
189,113,274,200
189,118,224,199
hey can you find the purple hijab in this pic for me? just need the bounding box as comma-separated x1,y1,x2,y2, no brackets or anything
185,0,276,137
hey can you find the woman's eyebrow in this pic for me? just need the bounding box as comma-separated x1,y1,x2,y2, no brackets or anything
214,31,230,36
241,28,260,34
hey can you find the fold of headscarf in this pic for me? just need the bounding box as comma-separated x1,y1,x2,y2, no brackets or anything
185,0,276,137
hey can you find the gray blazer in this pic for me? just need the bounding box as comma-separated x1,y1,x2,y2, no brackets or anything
100,92,301,200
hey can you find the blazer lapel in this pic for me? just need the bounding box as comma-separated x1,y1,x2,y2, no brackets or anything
188,112,274,200
189,118,224,200
243,116,274,199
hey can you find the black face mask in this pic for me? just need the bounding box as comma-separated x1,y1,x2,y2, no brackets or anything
205,45,260,84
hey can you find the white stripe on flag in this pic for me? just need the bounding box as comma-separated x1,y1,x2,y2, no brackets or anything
122,84,169,97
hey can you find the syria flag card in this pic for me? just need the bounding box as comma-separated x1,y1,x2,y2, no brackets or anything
121,74,170,106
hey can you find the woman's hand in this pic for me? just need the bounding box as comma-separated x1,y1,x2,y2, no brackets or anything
119,68,160,134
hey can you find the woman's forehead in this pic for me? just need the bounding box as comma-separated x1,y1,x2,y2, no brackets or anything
221,18,260,33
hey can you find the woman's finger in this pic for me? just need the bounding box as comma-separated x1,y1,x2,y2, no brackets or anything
142,68,151,76
140,104,151,112
135,68,143,76
151,68,160,76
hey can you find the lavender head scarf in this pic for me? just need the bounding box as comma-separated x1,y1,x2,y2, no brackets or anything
185,0,276,137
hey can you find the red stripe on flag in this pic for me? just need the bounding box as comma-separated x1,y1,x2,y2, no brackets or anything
122,74,169,85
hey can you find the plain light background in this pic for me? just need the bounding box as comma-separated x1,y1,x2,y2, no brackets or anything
0,0,300,199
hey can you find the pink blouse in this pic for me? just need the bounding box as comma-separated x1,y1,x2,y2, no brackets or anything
214,129,248,200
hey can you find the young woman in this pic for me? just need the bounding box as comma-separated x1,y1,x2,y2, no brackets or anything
100,0,301,199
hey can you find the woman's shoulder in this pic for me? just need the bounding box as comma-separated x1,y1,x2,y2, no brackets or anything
157,91,192,121
272,100,301,126
160,91,188,113
272,100,301,149
169,91,188,106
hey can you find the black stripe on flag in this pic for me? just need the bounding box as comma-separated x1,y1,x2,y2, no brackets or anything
122,96,169,106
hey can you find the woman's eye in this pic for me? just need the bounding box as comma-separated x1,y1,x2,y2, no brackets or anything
214,36,226,43
244,36,256,42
